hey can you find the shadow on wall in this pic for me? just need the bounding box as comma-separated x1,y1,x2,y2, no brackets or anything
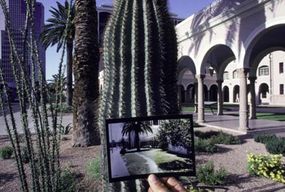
187,0,266,60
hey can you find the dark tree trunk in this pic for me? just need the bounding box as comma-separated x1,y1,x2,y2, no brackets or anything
135,131,140,151
73,0,100,147
66,40,73,107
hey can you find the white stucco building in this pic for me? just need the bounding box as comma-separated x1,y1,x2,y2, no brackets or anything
176,0,285,131
178,50,285,106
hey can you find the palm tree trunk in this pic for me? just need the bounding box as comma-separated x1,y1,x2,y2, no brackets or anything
66,40,73,107
135,131,140,151
73,0,100,146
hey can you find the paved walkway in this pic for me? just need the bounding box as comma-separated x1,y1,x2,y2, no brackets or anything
192,112,285,137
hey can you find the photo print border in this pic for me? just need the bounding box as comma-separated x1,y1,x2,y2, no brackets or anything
105,114,196,183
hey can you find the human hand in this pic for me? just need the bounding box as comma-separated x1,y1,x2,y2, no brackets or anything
147,174,187,192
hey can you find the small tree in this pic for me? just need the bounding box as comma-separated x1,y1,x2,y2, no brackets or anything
41,1,75,107
122,122,152,151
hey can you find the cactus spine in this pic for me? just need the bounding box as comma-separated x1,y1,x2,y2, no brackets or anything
99,0,178,191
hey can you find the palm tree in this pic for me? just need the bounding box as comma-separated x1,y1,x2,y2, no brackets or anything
122,122,153,151
72,0,100,146
41,1,75,107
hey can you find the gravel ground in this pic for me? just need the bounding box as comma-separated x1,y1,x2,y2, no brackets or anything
0,127,285,191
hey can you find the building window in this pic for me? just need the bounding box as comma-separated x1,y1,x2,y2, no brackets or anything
258,66,269,76
233,70,238,79
280,84,284,95
280,62,284,74
223,71,229,80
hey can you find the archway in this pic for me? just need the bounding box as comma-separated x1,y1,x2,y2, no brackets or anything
259,83,269,104
177,85,185,104
209,84,218,101
233,85,240,103
177,56,196,106
186,84,195,103
203,85,208,101
223,86,229,102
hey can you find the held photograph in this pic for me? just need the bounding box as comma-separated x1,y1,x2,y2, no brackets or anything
106,115,196,182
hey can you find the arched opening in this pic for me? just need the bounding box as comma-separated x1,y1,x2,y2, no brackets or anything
177,85,185,104
209,84,218,101
223,86,229,102
245,24,285,106
203,85,208,101
186,84,195,103
259,83,269,104
177,56,196,106
233,85,240,103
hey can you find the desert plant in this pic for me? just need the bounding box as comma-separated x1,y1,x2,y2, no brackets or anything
98,0,178,191
197,161,228,185
0,0,71,191
0,146,13,159
59,123,73,135
86,157,101,180
247,153,285,183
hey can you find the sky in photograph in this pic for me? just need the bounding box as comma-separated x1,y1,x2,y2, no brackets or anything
0,0,215,79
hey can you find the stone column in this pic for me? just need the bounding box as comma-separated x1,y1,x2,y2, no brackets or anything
249,76,257,119
177,85,182,109
217,80,223,115
238,68,249,131
196,75,205,123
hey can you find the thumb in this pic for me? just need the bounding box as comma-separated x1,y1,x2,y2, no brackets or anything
148,174,169,192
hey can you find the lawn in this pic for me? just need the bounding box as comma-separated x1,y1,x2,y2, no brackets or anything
256,112,285,121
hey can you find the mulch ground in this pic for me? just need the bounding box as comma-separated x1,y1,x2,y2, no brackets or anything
1,131,285,192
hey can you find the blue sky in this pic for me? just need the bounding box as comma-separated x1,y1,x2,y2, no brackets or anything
37,0,214,79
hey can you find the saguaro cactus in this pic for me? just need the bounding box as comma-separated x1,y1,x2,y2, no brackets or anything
99,0,178,191
101,0,177,118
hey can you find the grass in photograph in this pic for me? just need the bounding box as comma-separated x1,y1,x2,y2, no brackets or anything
121,149,193,175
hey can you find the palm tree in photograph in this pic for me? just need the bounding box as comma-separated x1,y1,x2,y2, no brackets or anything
122,122,153,151
41,1,75,107
72,0,100,146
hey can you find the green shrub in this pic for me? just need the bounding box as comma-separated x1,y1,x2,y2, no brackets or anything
86,157,101,180
197,161,228,185
265,139,285,155
253,134,285,155
247,153,285,183
195,131,219,139
254,134,278,144
211,132,241,145
195,131,241,145
195,139,217,153
58,169,76,192
0,146,13,159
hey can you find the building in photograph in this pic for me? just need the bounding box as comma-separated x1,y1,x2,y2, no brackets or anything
0,0,45,88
